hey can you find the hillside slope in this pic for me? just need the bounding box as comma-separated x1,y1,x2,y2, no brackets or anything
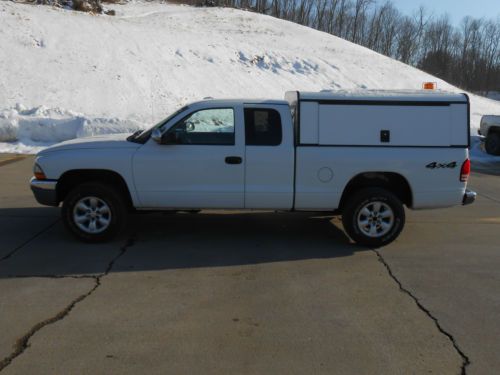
1,1,500,153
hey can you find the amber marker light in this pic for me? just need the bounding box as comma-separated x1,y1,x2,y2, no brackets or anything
423,82,437,90
33,164,46,180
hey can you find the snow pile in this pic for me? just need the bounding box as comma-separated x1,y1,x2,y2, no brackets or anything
1,1,500,157
0,105,143,153
470,137,500,167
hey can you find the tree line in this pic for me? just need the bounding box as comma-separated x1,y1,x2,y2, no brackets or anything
181,0,500,94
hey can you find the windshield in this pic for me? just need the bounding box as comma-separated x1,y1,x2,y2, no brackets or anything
128,105,189,144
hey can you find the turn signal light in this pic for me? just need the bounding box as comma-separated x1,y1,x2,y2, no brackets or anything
33,164,46,180
460,159,470,182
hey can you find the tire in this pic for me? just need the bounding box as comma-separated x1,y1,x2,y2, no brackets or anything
342,188,405,247
62,182,127,242
485,132,500,156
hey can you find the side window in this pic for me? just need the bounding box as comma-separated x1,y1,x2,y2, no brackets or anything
168,108,235,145
244,108,282,146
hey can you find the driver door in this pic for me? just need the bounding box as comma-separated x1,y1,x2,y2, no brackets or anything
132,105,245,209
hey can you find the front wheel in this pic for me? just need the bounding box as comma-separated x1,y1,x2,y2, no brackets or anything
62,183,127,242
342,188,405,247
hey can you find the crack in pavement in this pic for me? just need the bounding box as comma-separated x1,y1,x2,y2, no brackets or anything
372,248,471,375
0,237,135,372
477,192,500,204
0,219,60,262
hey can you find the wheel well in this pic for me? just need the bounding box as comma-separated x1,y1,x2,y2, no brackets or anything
56,170,133,208
339,172,413,211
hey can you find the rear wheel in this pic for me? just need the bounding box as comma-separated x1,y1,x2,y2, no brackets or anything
485,132,500,155
62,182,127,242
342,188,405,247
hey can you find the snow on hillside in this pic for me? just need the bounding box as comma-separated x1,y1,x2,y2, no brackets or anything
1,1,500,155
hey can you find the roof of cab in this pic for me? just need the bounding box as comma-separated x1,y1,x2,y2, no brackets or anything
189,99,289,106
295,90,468,103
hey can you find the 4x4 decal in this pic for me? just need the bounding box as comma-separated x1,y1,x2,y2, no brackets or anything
426,162,457,169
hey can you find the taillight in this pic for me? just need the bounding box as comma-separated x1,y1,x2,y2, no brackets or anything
460,159,470,182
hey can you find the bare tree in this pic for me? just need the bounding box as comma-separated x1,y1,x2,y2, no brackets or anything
350,0,372,43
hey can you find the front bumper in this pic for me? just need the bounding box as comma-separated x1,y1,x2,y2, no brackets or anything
462,189,476,206
30,178,58,206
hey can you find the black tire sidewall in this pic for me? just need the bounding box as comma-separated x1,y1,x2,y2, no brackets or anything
485,133,500,156
62,183,126,242
342,188,405,247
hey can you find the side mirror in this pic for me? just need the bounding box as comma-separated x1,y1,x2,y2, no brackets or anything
185,122,196,132
151,128,163,144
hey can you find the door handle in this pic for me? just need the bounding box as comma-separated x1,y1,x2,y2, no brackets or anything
225,156,242,165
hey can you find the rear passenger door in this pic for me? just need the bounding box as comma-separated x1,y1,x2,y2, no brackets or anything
244,105,294,209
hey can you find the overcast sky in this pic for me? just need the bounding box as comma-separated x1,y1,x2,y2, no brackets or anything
392,0,500,24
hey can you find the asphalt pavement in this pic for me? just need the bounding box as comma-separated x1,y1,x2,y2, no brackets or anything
0,154,499,374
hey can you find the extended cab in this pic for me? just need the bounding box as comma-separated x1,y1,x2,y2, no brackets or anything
30,91,476,246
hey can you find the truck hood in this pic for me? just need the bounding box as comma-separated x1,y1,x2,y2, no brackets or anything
38,133,140,154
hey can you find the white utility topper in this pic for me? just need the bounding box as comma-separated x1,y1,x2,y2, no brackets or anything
31,90,475,246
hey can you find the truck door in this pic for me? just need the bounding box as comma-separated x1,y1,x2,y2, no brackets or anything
243,104,294,209
132,105,245,208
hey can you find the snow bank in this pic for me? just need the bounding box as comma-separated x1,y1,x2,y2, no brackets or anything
1,1,500,156
0,105,143,152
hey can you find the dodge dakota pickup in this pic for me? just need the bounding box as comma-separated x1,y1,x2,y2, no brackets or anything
30,90,476,246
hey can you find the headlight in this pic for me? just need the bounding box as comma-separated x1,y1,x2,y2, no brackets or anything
33,163,46,180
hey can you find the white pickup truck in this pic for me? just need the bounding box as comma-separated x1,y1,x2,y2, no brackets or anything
30,91,476,246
